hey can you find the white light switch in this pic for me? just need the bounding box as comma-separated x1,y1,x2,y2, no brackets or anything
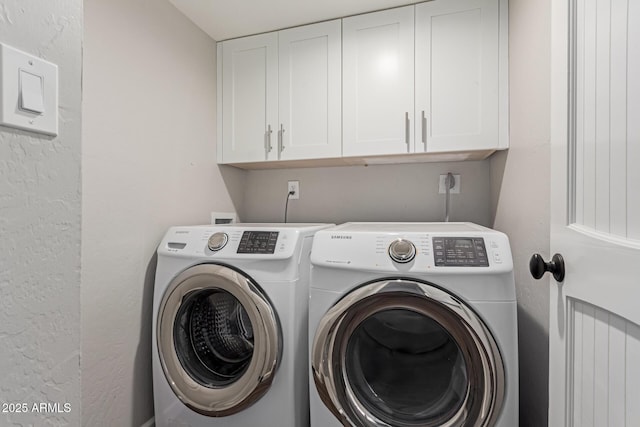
0,43,58,136
19,70,45,114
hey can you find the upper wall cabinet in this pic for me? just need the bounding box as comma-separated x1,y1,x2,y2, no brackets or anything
219,20,341,164
217,0,508,168
342,6,415,157
415,0,502,153
221,33,278,163
342,0,505,158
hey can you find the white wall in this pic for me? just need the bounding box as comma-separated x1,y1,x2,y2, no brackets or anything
81,0,244,425
241,161,492,226
490,0,551,425
0,1,83,425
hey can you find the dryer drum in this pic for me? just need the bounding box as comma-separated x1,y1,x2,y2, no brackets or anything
346,309,468,425
312,279,505,427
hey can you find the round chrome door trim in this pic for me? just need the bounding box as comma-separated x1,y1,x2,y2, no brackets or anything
312,279,505,427
157,263,281,417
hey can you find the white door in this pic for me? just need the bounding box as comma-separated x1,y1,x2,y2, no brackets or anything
415,0,499,153
342,6,415,157
549,0,640,425
221,33,278,163
278,20,342,161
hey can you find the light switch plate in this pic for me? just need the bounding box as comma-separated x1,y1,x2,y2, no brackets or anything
0,43,58,136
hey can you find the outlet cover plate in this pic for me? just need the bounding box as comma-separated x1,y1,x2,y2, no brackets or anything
288,181,299,200
438,174,461,194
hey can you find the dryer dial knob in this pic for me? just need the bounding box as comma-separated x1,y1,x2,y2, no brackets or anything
388,239,416,263
207,232,228,252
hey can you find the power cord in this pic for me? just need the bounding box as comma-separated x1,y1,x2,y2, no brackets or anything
284,190,295,223
444,172,455,222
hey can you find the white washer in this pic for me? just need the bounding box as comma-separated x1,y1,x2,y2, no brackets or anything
309,223,518,427
153,223,332,427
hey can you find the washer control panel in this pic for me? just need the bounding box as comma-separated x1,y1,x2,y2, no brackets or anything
237,231,280,254
158,225,322,260
433,237,489,267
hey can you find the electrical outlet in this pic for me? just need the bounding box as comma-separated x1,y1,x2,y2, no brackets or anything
438,174,461,194
288,181,300,199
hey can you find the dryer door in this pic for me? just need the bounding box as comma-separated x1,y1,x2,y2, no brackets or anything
312,279,504,427
157,263,281,416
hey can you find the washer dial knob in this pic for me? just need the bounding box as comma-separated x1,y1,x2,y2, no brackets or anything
388,239,416,263
207,232,228,252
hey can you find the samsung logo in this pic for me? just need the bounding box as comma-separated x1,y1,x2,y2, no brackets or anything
331,235,352,240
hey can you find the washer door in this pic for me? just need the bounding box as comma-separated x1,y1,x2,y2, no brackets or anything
157,263,281,416
312,279,504,427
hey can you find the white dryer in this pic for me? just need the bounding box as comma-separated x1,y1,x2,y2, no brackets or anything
309,223,518,427
152,223,332,427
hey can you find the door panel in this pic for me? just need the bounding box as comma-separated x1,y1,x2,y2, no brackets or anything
569,301,640,426
627,0,640,239
573,0,640,238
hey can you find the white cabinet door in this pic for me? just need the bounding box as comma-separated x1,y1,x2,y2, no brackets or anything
221,33,278,163
415,0,499,153
278,20,342,160
342,6,415,157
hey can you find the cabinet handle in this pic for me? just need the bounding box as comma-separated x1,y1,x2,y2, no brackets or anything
265,125,273,154
421,110,427,151
405,112,410,153
278,124,285,153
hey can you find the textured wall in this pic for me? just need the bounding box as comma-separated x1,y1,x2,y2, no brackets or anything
241,161,492,226
81,0,244,425
0,0,83,425
490,0,551,425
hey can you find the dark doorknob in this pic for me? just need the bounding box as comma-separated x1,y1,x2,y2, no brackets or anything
529,253,565,282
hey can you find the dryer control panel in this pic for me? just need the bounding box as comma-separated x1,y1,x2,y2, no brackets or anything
433,237,489,267
311,222,513,274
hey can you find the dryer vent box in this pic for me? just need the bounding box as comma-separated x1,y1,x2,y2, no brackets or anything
211,212,237,225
